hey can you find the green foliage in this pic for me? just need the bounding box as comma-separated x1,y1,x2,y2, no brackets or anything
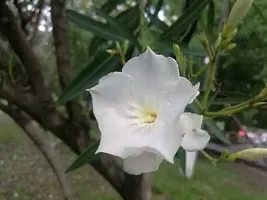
62,0,212,104
66,141,100,173
58,50,122,103
160,0,211,41
66,10,128,42
216,0,267,128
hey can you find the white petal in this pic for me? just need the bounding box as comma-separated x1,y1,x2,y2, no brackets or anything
95,108,130,158
122,47,180,101
185,151,198,178
158,78,200,125
123,152,163,175
94,108,182,163
87,72,137,118
123,120,183,163
179,112,203,132
181,129,210,152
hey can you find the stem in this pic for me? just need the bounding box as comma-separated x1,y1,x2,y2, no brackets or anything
201,60,216,109
194,98,203,110
193,64,209,80
120,52,126,65
205,103,249,117
200,150,217,165
181,64,186,77
220,99,252,112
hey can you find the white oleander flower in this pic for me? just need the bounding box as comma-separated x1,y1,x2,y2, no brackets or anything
88,47,209,175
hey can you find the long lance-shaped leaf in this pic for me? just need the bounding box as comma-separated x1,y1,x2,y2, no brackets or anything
66,141,100,173
160,0,211,41
94,7,141,50
66,10,125,42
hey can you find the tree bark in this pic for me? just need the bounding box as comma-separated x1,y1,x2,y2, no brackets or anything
0,1,51,100
50,0,87,123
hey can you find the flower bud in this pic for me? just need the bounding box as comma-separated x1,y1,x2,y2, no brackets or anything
226,0,254,31
227,148,267,161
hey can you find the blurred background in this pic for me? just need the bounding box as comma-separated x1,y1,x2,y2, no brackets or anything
1,0,267,199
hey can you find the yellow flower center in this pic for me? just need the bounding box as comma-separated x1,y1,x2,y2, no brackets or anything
140,110,157,124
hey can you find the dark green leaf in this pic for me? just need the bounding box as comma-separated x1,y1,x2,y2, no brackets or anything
204,119,231,144
94,7,141,49
59,45,134,103
177,147,186,176
66,10,125,42
160,0,211,41
252,3,267,27
88,6,140,58
207,1,215,33
66,141,100,173
186,103,231,145
58,51,120,103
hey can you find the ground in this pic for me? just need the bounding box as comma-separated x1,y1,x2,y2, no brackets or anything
0,113,267,200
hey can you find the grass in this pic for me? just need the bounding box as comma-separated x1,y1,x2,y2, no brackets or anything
154,161,267,200
0,113,267,200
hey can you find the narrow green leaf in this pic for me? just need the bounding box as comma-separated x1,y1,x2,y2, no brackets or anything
186,103,231,145
66,141,100,173
252,3,267,27
88,6,140,59
58,52,120,103
160,0,211,41
94,7,141,49
204,119,231,145
66,10,125,42
58,45,134,103
177,147,186,176
207,1,215,33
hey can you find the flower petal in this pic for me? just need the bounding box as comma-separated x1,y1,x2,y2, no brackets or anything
179,112,203,132
181,129,210,152
95,108,130,158
123,120,183,163
122,47,180,101
123,152,163,175
87,72,137,118
158,79,200,125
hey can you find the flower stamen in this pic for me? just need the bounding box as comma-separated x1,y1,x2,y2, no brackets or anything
140,111,157,124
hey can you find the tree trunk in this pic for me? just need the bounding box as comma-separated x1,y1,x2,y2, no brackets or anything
123,174,152,200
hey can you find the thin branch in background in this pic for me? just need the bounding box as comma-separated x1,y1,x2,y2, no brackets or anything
0,2,51,101
50,0,87,122
30,0,45,43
